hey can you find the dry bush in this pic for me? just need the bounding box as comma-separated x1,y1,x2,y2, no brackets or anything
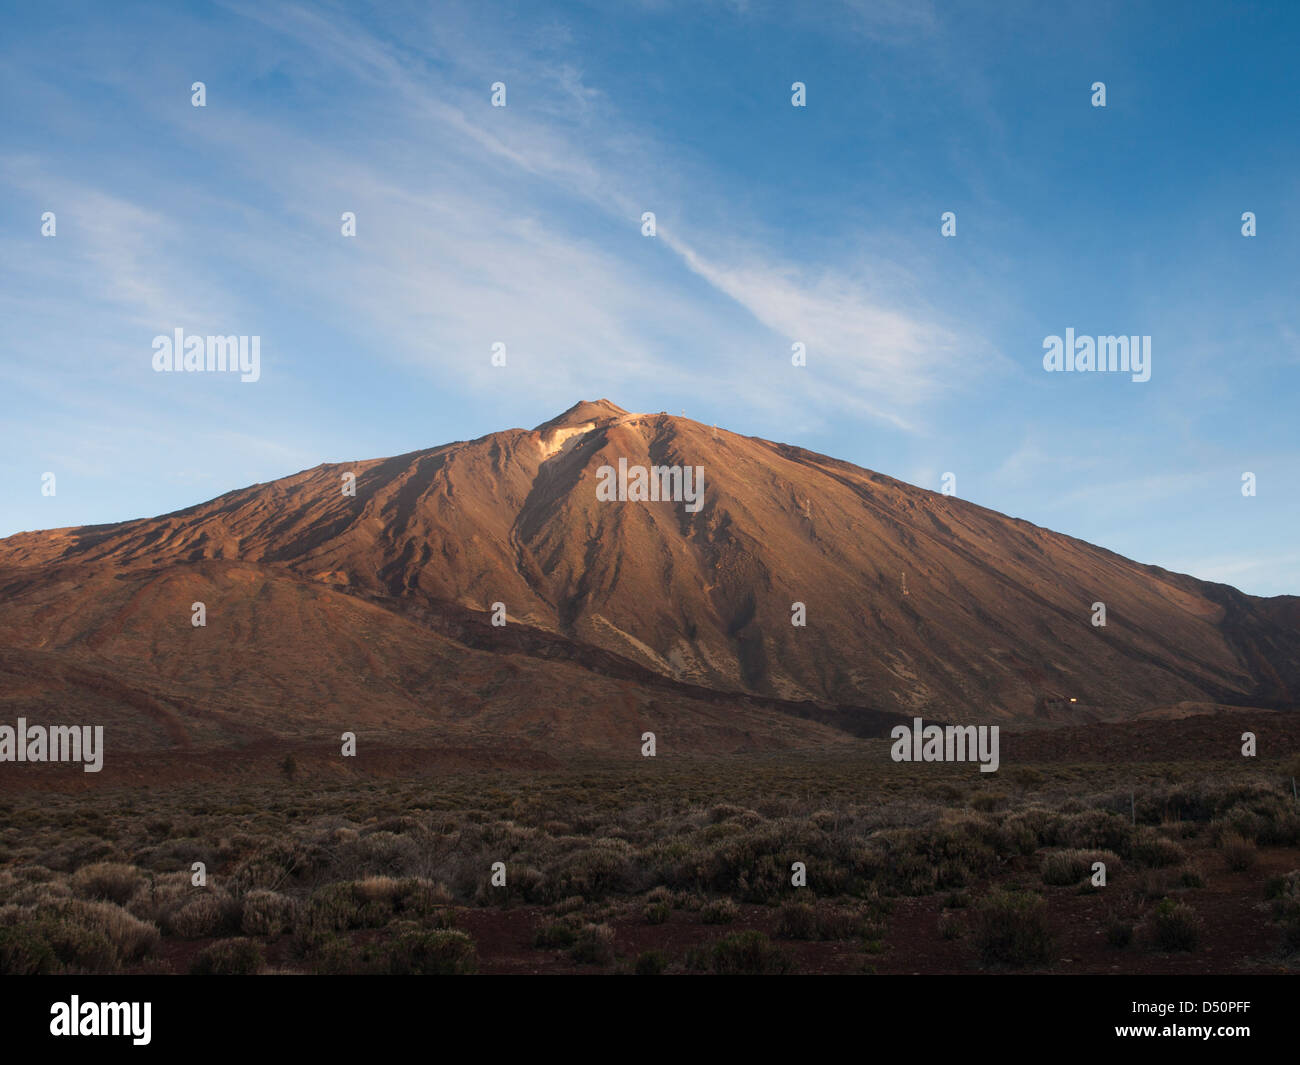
700,898,739,924
1041,849,1120,887
568,923,616,965
971,891,1053,968
383,926,477,974
57,899,160,962
1127,829,1186,869
698,930,792,975
1218,832,1257,872
239,889,298,936
164,892,237,938
190,937,264,975
1143,898,1201,952
1,899,160,972
70,863,145,906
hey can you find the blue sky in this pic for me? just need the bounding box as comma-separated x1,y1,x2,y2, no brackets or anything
1,0,1297,594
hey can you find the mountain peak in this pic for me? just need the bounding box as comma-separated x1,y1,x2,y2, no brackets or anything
534,399,629,432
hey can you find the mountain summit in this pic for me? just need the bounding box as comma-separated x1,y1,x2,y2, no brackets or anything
533,398,629,431
0,402,1296,767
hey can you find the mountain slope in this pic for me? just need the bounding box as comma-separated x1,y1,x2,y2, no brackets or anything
0,400,1296,762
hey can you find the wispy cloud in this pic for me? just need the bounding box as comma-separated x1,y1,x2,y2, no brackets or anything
189,0,986,429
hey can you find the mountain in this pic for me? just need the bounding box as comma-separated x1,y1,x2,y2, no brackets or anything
1,400,1296,772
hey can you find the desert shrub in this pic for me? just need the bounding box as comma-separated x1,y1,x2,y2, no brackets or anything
972,891,1053,968
125,870,193,921
1000,821,1041,857
1215,807,1264,844
814,903,871,940
0,906,126,973
371,814,423,836
1106,914,1134,948
41,837,115,873
809,810,839,831
706,931,792,975
643,901,670,925
938,912,963,940
674,891,706,912
302,933,356,974
228,850,291,896
0,923,59,974
36,915,118,972
885,853,936,897
699,820,836,902
1130,779,1282,826
868,822,1000,897
534,914,583,949
0,875,71,908
298,882,362,932
296,878,443,935
935,859,970,890
1203,793,1300,846
3,898,159,972
776,901,818,940
473,863,546,904
1219,832,1257,872
700,898,739,925
933,819,1004,868
1006,767,1046,791
1128,829,1185,869
1060,810,1133,853
9,866,60,885
1130,868,1177,902
864,831,938,896
1004,808,1065,850
383,927,476,974
568,923,615,965
1145,898,1201,952
239,889,297,936
635,949,668,975
70,863,144,906
1267,870,1300,954
165,892,237,938
1268,870,1300,905
59,900,158,962
708,804,750,824
1262,809,1300,847
359,876,451,917
549,839,638,899
190,937,265,975
136,838,217,874
1041,849,1119,886
330,831,420,880
1280,916,1300,955
553,895,587,915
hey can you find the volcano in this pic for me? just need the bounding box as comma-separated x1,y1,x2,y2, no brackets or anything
1,400,1296,771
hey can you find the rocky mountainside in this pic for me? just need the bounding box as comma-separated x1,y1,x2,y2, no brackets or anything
1,400,1295,765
